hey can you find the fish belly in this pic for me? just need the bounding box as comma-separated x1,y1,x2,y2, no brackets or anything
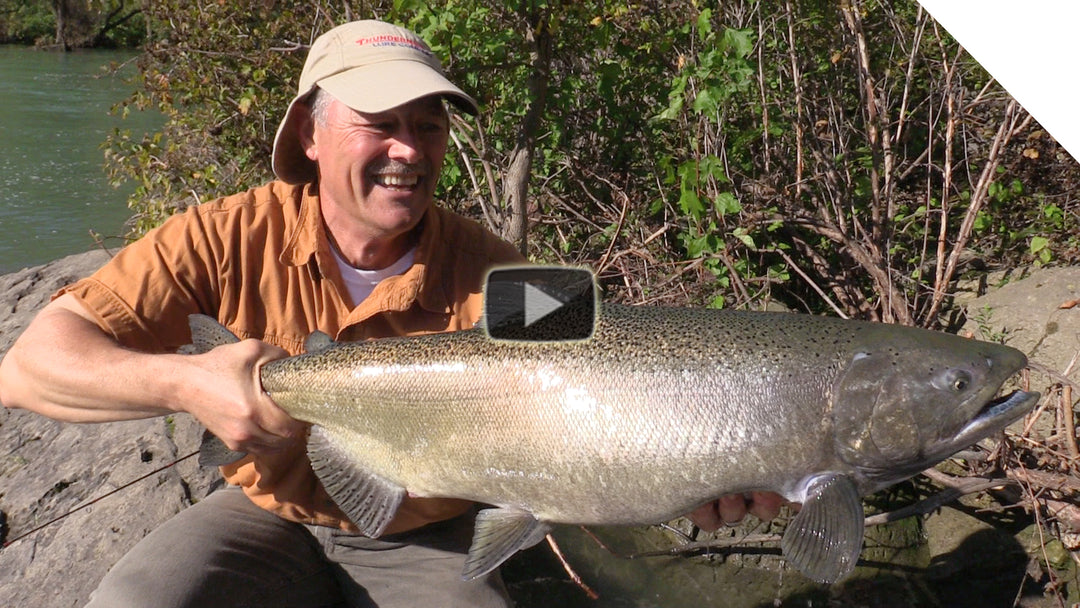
276,353,833,526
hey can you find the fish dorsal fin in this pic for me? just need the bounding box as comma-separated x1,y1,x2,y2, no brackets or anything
462,507,551,581
780,473,863,583
179,314,240,354
306,426,404,538
304,331,335,354
197,429,248,467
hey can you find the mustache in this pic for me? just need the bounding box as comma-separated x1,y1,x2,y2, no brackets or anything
370,160,431,176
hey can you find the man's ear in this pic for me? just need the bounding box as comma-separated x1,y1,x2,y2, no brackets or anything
296,104,318,162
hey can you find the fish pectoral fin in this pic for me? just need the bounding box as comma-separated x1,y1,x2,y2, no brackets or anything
462,508,551,581
197,429,249,467
307,426,405,538
303,331,335,354
780,473,864,584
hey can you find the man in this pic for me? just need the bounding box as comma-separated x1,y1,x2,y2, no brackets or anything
0,19,780,608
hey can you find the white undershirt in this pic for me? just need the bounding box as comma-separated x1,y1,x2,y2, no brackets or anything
331,245,417,307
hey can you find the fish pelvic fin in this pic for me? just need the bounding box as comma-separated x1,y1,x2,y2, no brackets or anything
198,429,249,466
463,508,551,581
179,314,240,354
780,473,863,584
307,426,405,538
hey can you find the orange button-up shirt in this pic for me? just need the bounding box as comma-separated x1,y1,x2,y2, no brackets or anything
59,180,524,533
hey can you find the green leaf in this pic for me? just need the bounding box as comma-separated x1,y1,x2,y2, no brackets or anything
678,188,705,219
696,8,713,42
684,233,709,258
714,192,742,216
698,155,728,183
1030,235,1049,254
657,75,688,121
732,226,755,249
722,27,755,58
692,87,720,115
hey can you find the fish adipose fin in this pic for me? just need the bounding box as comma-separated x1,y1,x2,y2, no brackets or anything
780,473,864,583
304,331,335,354
307,426,405,538
462,508,552,581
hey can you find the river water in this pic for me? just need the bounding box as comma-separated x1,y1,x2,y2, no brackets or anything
0,46,160,275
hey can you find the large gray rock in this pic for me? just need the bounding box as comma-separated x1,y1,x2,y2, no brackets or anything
962,266,1080,373
0,251,219,607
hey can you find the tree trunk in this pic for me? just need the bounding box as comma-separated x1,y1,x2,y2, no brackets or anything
500,9,553,256
52,0,71,50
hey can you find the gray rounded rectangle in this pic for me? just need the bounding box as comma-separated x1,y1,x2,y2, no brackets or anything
482,266,597,342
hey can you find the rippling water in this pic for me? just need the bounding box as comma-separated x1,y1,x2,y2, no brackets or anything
0,46,160,274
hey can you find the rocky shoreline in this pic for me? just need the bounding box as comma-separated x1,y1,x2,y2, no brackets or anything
1,250,1079,607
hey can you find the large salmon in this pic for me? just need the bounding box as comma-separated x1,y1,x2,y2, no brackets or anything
188,305,1037,583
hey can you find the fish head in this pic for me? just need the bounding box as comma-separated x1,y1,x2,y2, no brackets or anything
829,326,1037,490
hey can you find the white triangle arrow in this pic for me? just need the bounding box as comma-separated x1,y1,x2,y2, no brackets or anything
523,283,565,327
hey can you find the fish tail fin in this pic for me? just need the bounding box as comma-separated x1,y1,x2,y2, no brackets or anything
198,429,249,467
179,314,240,355
181,315,248,467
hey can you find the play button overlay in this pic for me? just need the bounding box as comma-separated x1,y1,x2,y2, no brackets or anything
483,266,596,342
523,282,565,327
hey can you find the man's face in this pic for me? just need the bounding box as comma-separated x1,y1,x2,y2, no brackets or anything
304,94,450,241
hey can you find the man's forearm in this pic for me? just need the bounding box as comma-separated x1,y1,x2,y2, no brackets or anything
1,294,306,455
0,294,181,422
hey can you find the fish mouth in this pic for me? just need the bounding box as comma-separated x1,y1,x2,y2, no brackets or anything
947,389,1040,450
860,389,1040,488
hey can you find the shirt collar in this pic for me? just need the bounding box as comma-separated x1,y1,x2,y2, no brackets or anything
280,182,323,268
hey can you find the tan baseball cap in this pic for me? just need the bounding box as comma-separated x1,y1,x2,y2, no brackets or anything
272,20,479,184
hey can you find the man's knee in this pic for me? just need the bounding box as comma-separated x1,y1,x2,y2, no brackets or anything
87,487,342,608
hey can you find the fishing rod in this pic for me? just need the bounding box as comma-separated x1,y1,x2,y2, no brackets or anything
1,450,200,549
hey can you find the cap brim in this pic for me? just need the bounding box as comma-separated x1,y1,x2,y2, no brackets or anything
318,59,478,115
272,95,317,185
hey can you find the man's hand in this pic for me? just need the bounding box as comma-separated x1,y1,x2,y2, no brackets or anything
687,491,787,531
181,338,306,457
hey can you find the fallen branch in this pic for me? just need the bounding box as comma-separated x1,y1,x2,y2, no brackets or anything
545,533,599,600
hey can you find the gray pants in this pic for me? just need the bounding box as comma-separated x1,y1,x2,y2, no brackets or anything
86,486,511,608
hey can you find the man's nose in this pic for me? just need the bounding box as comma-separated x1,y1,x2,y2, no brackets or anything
387,126,424,163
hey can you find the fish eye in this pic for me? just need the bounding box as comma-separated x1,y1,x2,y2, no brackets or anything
948,370,972,392
953,375,969,392
934,368,973,393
